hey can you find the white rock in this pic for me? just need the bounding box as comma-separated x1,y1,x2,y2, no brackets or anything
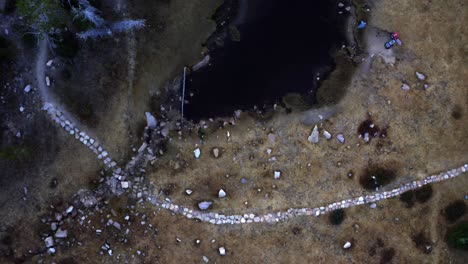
401,83,410,91
47,247,56,254
416,71,426,80
55,228,68,238
185,189,193,195
194,148,201,159
65,206,74,214
44,236,54,247
343,241,352,249
336,134,345,144
145,112,157,129
218,189,226,198
45,76,50,86
338,2,344,7
121,181,129,189
308,125,319,144
24,85,31,93
19,106,24,112
219,247,226,256
203,256,209,263
212,148,220,158
46,60,53,66
323,130,332,140
274,171,281,179
370,203,377,209
198,201,212,210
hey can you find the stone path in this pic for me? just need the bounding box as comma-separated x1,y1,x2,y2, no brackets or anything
42,98,468,226
148,164,467,225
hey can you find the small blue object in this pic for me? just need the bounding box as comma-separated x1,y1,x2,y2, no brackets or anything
385,39,397,49
358,21,367,29
240,178,248,184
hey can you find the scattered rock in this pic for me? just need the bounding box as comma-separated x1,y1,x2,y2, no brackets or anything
46,60,53,66
145,112,157,129
240,178,248,184
121,181,130,189
185,189,193,195
76,189,98,208
336,134,345,144
65,206,74,214
194,148,201,159
218,189,226,198
55,228,68,238
203,256,209,263
268,133,276,143
338,2,344,7
401,83,410,91
219,246,226,255
24,84,31,93
308,125,319,144
212,148,220,158
274,171,281,179
161,127,169,137
416,71,426,81
343,241,352,249
44,236,54,248
198,201,212,210
19,106,24,112
323,130,332,140
45,76,50,86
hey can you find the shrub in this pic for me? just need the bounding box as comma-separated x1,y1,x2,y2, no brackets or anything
329,209,345,225
444,200,466,223
446,222,468,250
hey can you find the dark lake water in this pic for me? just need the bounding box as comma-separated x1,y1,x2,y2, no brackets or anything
184,0,347,120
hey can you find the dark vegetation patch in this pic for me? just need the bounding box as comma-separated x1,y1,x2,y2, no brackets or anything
444,200,466,223
329,209,345,225
380,248,395,264
54,31,79,59
451,105,463,120
379,127,388,138
412,232,433,254
58,257,79,264
161,183,176,196
414,185,433,203
4,0,17,14
0,145,32,161
21,33,37,48
399,185,433,208
446,221,468,250
0,36,15,63
360,164,398,190
292,226,302,235
399,191,415,208
358,119,380,140
368,238,385,256
49,178,59,189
